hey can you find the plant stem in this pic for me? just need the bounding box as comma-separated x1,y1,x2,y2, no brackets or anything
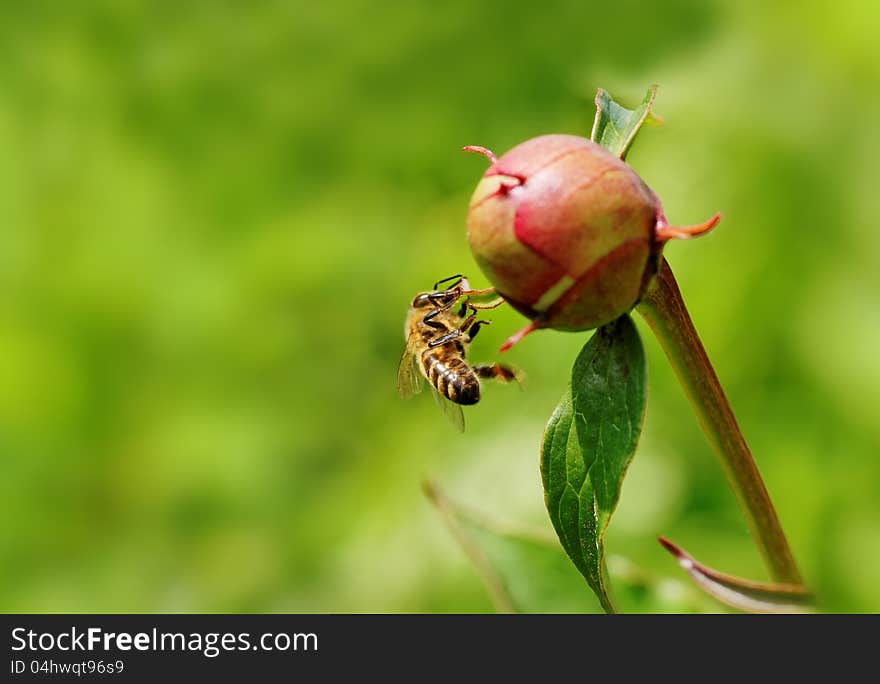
636,258,802,584
422,480,517,614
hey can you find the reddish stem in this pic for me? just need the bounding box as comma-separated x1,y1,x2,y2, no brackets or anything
637,259,802,585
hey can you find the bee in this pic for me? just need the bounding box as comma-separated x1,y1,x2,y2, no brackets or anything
397,275,519,431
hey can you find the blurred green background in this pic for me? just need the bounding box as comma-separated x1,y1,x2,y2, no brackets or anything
1,1,878,613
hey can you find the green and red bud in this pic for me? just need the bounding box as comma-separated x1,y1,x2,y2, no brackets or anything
465,134,719,350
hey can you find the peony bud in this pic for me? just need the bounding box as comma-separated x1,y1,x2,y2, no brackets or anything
465,134,719,350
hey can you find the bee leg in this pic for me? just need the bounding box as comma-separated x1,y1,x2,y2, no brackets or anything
473,363,522,386
460,282,503,310
427,330,463,348
467,295,504,310
422,296,461,329
457,308,479,333
461,284,496,298
422,308,445,329
462,285,494,295
467,319,491,341
432,304,478,336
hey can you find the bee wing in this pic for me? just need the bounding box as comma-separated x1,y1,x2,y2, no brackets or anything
397,340,423,399
432,386,465,433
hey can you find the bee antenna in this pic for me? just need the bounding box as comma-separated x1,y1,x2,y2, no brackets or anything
433,274,464,290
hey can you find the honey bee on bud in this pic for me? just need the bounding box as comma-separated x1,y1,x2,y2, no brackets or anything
397,275,520,431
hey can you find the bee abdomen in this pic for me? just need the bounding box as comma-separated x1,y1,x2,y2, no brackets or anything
423,353,480,406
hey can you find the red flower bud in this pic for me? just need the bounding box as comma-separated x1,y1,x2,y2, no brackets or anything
465,134,719,350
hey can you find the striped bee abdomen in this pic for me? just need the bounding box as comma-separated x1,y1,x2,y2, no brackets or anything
421,351,480,405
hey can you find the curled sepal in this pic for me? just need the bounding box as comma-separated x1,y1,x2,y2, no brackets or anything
591,85,661,160
658,537,814,614
656,213,722,243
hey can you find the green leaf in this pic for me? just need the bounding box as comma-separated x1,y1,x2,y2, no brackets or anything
590,85,660,160
424,479,712,613
541,315,647,613
658,537,815,614
423,479,516,613
424,479,601,613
